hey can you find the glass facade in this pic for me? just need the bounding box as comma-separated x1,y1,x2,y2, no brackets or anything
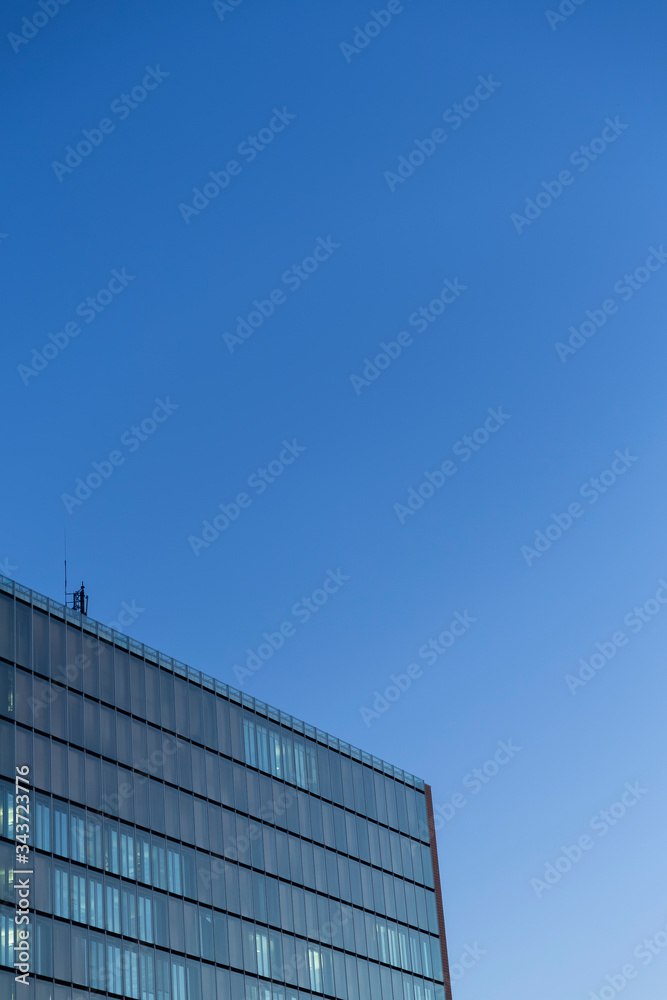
0,576,451,999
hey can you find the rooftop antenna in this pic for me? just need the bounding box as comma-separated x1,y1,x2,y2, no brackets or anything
64,529,89,615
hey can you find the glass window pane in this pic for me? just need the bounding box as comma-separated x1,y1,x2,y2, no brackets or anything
0,594,14,662
16,602,32,669
81,633,99,698
145,664,161,726
65,625,82,691
130,655,146,717
0,663,14,720
98,640,114,703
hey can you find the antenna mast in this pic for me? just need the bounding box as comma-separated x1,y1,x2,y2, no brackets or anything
64,530,89,614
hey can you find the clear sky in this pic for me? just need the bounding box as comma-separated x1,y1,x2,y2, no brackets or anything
3,0,667,997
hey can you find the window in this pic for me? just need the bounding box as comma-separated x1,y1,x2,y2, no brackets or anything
54,802,68,857
132,719,148,767
67,691,84,745
0,841,13,903
35,916,52,977
0,906,15,968
34,796,49,850
191,746,206,797
105,819,120,874
89,933,105,992
145,664,161,726
71,870,87,923
100,705,117,758
156,953,171,1000
151,838,167,890
103,761,118,816
89,874,104,928
243,718,257,766
269,731,282,778
169,899,184,953
122,885,137,938
121,828,135,879
0,594,12,661
214,912,229,965
171,957,186,1000
98,641,116,705
15,601,32,669
205,751,220,803
216,698,230,755
308,945,323,993
154,893,169,948
188,684,202,737
202,690,217,750
167,846,182,894
107,941,123,996
72,925,88,987
199,910,214,961
255,723,269,771
164,785,181,841
54,866,69,917
106,882,121,933
241,920,257,975
70,809,86,862
0,662,14,720
150,780,165,835
140,946,156,1000
49,617,66,682
15,669,32,726
256,929,270,977
115,650,131,713
81,635,100,699
175,678,189,735
136,830,152,885
139,891,153,943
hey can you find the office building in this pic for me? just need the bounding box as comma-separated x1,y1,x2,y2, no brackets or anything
0,575,452,999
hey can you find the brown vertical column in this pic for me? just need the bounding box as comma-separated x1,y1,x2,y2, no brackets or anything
425,783,453,1000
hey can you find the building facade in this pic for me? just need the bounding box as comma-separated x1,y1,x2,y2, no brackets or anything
0,576,452,1000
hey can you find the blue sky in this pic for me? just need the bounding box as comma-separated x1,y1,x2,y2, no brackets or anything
3,0,667,996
